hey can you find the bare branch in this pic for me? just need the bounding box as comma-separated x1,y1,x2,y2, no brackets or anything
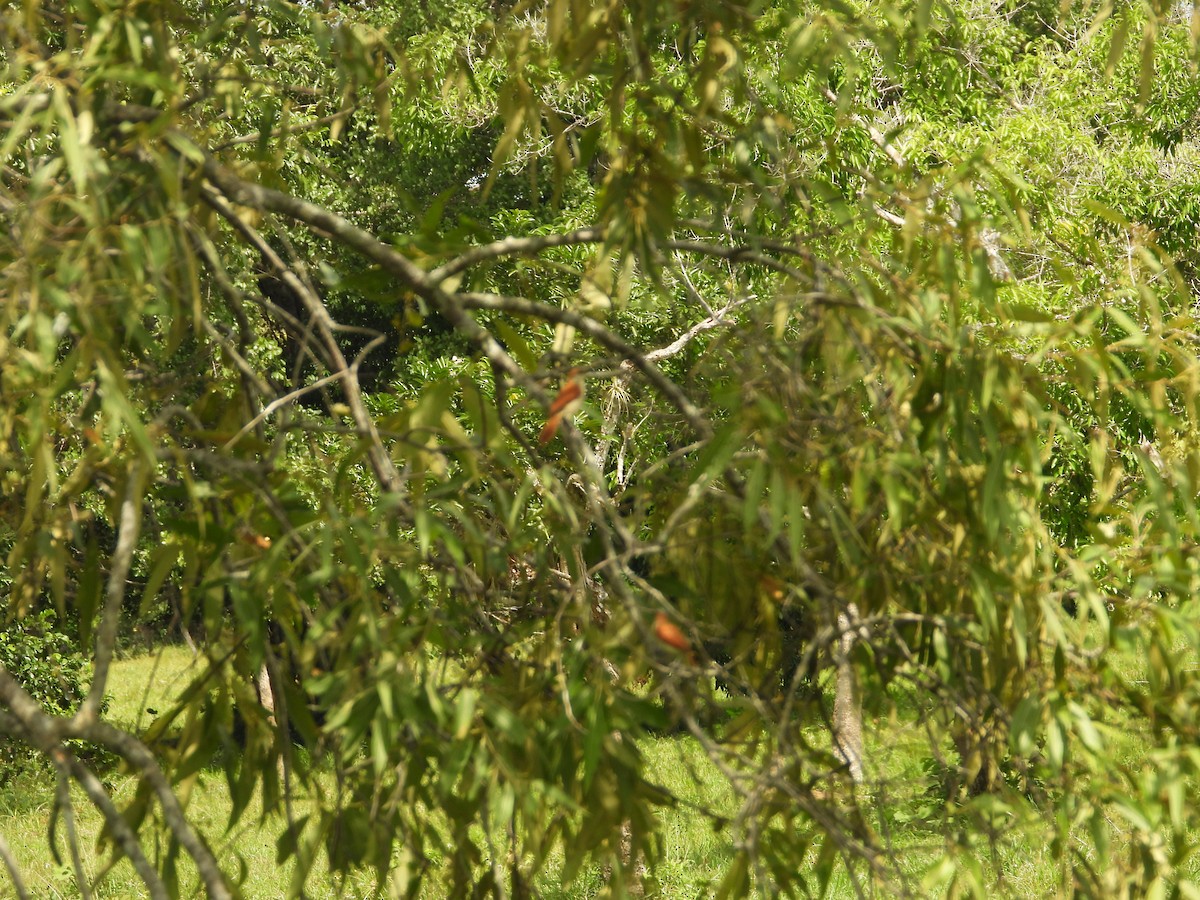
458,291,712,440
644,297,749,363
0,672,233,900
202,187,407,497
821,86,906,169
0,713,167,898
201,321,273,398
671,257,718,316
428,227,607,283
872,204,906,227
195,156,739,456
665,239,809,283
190,230,329,377
489,362,540,461
221,370,344,451
211,110,352,152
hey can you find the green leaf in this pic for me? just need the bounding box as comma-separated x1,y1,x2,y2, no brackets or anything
495,322,539,372
51,88,89,192
715,852,750,899
690,423,743,489
371,715,389,778
1083,200,1131,228
1105,13,1130,76
1068,702,1103,755
164,130,207,165
453,687,478,740
1009,696,1041,756
742,458,768,535
0,86,45,164
137,543,181,619
922,855,956,893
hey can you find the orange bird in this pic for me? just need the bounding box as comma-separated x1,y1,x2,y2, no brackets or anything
654,612,695,664
538,368,584,445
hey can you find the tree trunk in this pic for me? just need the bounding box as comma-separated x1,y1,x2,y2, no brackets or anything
832,605,864,783
256,662,275,725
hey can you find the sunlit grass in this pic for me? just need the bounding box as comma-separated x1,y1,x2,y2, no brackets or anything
0,636,1173,898
0,646,369,899
104,644,206,731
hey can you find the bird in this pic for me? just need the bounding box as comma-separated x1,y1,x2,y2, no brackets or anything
654,612,695,664
538,368,584,445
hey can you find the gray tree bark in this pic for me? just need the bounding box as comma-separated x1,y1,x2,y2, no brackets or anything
832,604,864,783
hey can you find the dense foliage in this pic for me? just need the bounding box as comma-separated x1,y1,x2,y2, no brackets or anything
4,0,1200,897
0,613,93,777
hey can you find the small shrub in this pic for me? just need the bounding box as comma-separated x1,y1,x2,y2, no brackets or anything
0,610,106,780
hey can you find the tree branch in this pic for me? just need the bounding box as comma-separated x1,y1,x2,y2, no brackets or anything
64,754,170,900
74,719,233,900
0,671,233,900
202,186,407,497
220,370,344,452
427,227,607,283
199,161,535,394
458,291,712,440
664,239,809,283
644,296,749,363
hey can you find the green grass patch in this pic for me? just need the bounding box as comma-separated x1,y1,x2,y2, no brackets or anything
0,642,1167,898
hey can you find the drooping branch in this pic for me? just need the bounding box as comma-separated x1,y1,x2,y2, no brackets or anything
0,673,233,900
63,754,170,900
0,789,30,900
72,719,233,900
0,734,30,897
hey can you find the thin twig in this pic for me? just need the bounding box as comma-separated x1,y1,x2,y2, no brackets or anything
210,110,352,152
459,291,711,439
428,226,607,283
644,296,749,362
665,239,808,283
221,371,344,451
202,186,406,498
200,160,545,404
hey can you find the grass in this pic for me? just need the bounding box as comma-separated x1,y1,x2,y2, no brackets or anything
0,641,1175,898
0,647,362,899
